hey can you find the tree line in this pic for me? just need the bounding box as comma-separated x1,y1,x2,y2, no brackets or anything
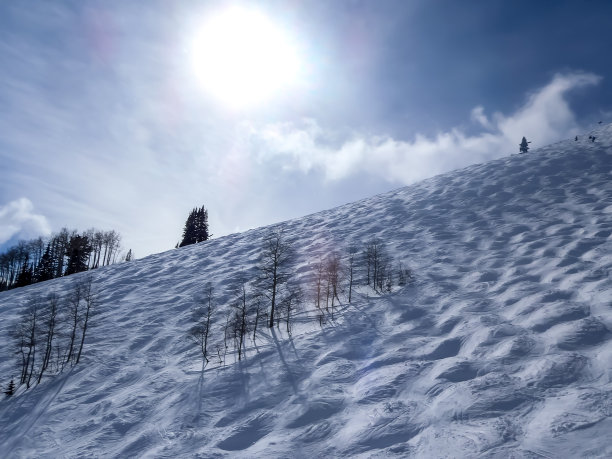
3,275,97,397
1,224,413,398
0,228,129,291
189,227,413,368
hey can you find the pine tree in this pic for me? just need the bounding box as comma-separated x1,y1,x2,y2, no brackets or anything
65,234,91,275
4,379,15,397
179,206,210,247
180,210,196,247
14,255,33,288
519,136,531,153
35,243,55,283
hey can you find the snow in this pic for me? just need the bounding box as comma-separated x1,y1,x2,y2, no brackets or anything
1,125,611,457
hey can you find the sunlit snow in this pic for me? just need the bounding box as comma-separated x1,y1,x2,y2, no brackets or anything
1,125,611,457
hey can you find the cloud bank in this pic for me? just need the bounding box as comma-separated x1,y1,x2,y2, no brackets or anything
0,198,51,244
250,72,601,184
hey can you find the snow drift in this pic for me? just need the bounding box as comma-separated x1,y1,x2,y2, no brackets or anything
0,125,611,457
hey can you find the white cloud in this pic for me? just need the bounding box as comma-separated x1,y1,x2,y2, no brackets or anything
0,198,51,244
249,72,601,184
470,106,492,129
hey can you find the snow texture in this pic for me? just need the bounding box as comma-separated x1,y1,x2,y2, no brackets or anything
0,125,611,457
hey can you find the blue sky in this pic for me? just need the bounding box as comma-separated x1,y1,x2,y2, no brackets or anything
1,0,611,258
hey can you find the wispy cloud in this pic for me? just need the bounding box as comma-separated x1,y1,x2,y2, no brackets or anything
0,0,603,262
249,72,601,184
0,197,50,244
0,3,219,255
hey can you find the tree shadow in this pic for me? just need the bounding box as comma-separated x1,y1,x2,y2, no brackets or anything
270,328,298,395
1,367,74,456
193,361,206,424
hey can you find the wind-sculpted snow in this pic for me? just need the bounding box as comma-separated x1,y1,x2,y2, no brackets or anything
0,125,611,457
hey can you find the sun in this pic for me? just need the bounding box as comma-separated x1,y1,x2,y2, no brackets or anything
191,7,300,110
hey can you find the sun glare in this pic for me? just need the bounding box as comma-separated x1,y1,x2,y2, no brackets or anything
191,7,300,110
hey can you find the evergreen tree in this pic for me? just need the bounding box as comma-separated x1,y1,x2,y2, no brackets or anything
65,234,91,275
35,243,55,283
519,136,531,153
4,379,15,397
14,255,33,288
179,206,210,247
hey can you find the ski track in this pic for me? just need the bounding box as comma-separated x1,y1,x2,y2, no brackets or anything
0,126,611,457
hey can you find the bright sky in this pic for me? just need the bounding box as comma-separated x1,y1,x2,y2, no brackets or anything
1,0,611,258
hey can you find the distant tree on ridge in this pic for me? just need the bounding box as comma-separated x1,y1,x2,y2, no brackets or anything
179,206,210,247
519,136,531,154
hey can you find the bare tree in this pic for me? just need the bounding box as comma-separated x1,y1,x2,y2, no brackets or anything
250,290,264,343
397,261,413,286
83,228,95,269
189,283,215,367
52,228,71,278
313,259,325,311
13,295,40,388
28,237,45,269
91,230,104,269
257,227,295,328
222,311,232,366
363,239,391,293
325,252,342,313
215,343,223,366
98,230,121,267
230,280,249,361
104,231,121,266
307,259,327,326
64,280,83,367
281,282,303,335
11,278,100,389
363,241,373,287
346,245,358,303
383,261,393,292
37,293,59,384
75,275,96,364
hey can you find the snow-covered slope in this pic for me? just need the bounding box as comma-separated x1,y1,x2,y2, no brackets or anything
1,126,611,458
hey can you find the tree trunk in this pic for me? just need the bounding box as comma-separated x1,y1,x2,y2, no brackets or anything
268,265,277,328
75,302,91,364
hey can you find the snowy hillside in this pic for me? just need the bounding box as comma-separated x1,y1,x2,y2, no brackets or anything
1,125,611,458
